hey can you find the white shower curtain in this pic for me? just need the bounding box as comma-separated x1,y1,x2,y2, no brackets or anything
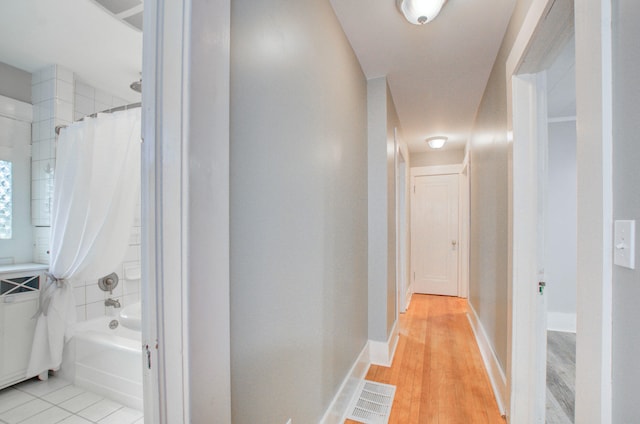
27,108,141,377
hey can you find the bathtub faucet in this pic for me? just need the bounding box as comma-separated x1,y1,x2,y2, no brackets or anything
105,298,121,308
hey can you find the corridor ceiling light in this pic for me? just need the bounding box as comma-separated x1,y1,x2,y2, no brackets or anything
426,136,448,149
397,0,447,25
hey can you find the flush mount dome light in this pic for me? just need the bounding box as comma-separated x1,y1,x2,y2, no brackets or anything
427,136,448,149
397,0,447,25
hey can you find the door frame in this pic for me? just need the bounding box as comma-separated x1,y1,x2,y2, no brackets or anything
506,0,613,422
459,151,470,299
409,164,466,297
141,0,232,422
396,135,410,313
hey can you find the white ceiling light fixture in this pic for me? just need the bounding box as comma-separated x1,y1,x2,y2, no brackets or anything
397,0,447,25
426,136,448,149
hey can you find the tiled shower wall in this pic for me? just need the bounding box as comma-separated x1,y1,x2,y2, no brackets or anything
74,196,141,322
30,65,142,321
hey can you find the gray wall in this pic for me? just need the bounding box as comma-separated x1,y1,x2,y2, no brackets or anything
367,77,398,342
468,0,532,370
229,0,368,421
612,1,640,420
0,62,31,104
545,121,577,319
410,148,466,168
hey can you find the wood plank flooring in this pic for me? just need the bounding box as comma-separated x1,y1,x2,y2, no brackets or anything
546,331,576,424
346,294,505,424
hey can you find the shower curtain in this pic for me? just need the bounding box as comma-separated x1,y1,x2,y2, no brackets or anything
27,108,141,377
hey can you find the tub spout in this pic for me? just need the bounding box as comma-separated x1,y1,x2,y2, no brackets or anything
105,298,121,308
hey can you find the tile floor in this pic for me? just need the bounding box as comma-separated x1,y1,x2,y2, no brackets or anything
0,376,143,424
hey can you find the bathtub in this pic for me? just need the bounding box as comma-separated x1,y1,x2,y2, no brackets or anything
61,308,143,410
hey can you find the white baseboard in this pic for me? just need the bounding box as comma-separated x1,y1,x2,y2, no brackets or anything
320,322,402,423
547,312,576,333
466,301,507,416
369,322,399,367
320,343,370,424
406,285,414,309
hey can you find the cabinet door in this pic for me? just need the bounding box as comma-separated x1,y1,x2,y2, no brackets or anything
0,292,40,386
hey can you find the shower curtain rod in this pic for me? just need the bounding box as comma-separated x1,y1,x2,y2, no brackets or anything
55,102,142,135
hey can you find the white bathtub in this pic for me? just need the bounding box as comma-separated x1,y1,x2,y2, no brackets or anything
61,312,143,410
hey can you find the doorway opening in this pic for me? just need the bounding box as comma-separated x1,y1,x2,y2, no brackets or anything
507,0,613,422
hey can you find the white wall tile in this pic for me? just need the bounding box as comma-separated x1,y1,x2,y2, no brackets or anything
86,301,104,321
112,97,128,108
38,121,50,141
123,245,139,262
85,283,104,304
41,78,55,98
31,83,42,104
40,66,56,82
75,95,94,116
56,100,74,123
76,305,86,322
56,80,74,103
128,227,141,245
31,179,40,200
94,102,110,114
74,286,85,307
74,81,95,99
123,280,140,295
56,66,74,84
32,70,43,85
94,89,112,106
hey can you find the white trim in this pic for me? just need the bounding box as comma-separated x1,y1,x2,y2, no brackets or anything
320,343,371,424
410,164,463,177
467,301,507,416
369,322,400,367
406,284,414,309
0,95,32,122
458,162,470,299
547,312,577,333
505,1,579,422
574,2,613,421
396,139,410,315
142,0,232,422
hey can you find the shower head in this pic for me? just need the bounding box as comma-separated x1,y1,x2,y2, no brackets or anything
130,79,142,93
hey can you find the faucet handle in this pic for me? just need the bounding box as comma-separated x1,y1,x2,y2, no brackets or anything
98,273,119,295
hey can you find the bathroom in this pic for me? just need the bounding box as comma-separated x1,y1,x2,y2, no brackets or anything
0,1,145,423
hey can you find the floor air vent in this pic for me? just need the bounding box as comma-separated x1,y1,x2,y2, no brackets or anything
346,381,396,424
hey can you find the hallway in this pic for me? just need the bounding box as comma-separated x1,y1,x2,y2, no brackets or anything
347,295,504,423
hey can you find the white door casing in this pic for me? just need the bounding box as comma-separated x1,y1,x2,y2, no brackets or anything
411,171,459,296
396,136,410,314
506,0,613,423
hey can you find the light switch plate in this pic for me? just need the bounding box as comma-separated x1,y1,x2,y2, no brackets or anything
614,220,635,269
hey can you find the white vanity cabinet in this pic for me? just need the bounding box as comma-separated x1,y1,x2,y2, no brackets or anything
0,263,48,390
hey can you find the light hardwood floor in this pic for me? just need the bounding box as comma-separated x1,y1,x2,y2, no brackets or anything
346,294,505,424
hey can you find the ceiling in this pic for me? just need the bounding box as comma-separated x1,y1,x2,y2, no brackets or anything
329,0,517,152
0,0,518,150
0,0,142,102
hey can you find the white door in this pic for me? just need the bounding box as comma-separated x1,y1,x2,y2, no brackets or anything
411,173,459,296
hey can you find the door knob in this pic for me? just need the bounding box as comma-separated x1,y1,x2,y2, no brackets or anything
451,240,457,246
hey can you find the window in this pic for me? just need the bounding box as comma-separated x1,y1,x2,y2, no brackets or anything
0,160,11,239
